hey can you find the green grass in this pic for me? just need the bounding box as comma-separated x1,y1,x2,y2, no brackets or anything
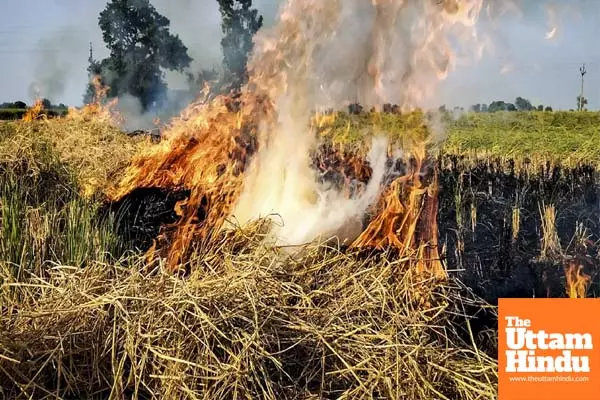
443,111,600,165
314,110,600,166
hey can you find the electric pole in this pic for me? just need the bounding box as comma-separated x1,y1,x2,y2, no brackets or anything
579,64,587,111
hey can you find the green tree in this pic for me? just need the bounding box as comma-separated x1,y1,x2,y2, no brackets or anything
87,0,192,111
488,101,507,112
544,106,553,112
217,0,263,90
536,105,544,112
515,97,534,111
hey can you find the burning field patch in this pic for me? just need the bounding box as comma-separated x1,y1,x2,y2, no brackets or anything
2,0,599,399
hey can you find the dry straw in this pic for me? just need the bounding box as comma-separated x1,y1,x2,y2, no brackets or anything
1,227,497,400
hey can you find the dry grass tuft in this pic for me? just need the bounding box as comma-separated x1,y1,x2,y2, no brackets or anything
0,228,497,400
0,120,150,198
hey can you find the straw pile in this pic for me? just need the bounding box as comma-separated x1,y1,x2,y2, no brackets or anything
1,227,496,399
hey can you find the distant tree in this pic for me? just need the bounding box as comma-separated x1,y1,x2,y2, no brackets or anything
488,101,507,113
507,103,517,112
87,0,192,111
217,0,263,90
576,95,588,111
438,105,447,113
348,103,363,114
515,97,534,111
470,104,481,113
41,98,52,109
481,104,488,112
536,105,544,112
545,106,553,112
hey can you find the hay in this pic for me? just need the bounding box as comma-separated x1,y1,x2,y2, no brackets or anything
0,120,150,198
0,229,497,400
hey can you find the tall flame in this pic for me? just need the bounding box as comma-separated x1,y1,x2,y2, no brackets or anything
110,0,491,271
67,76,122,125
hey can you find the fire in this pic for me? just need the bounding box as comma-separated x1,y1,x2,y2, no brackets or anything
564,262,590,299
67,76,122,125
22,99,46,122
109,93,267,266
109,0,490,272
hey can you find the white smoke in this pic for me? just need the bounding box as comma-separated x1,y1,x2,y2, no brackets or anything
230,0,487,247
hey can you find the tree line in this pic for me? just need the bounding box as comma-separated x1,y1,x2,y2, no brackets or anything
84,0,262,112
467,97,553,113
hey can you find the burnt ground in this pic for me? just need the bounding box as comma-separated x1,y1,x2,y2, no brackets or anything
438,156,600,303
104,152,600,305
102,188,191,251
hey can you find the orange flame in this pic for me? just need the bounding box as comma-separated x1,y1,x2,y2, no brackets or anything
108,93,270,268
22,99,46,122
351,153,444,279
564,262,590,299
109,0,493,273
67,76,122,125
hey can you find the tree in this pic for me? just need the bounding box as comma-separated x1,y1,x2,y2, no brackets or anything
217,0,263,90
481,104,488,113
470,104,481,113
348,103,363,114
545,106,553,112
41,98,52,109
87,0,192,111
515,97,534,111
488,101,507,113
537,105,544,112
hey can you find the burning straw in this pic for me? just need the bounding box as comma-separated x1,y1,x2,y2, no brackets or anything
107,0,486,273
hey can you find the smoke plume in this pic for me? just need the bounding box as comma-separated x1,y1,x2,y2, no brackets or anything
230,0,487,246
28,29,89,103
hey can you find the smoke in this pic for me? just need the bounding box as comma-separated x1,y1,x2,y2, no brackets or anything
230,0,487,246
28,29,88,102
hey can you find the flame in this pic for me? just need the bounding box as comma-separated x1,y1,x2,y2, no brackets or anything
110,0,491,272
67,76,122,125
108,94,266,266
22,99,46,122
564,262,590,299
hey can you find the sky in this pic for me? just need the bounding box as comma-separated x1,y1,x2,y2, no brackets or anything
0,0,599,110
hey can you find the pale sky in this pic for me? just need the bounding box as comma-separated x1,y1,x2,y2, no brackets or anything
0,0,598,110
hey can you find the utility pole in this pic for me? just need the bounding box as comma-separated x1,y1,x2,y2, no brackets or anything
579,64,587,111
